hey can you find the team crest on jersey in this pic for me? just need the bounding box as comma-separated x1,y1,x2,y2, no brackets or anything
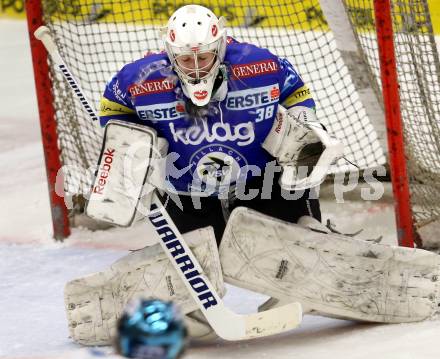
189,145,247,193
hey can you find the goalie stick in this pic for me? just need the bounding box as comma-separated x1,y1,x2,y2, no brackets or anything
34,27,100,125
34,25,303,341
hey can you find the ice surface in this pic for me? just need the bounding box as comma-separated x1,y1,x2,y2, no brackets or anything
0,19,439,359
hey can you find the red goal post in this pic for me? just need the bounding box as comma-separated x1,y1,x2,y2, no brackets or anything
25,0,440,248
26,0,70,240
374,0,414,247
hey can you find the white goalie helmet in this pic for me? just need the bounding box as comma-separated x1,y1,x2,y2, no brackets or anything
163,5,227,106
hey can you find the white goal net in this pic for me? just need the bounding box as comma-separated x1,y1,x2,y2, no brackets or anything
31,0,440,243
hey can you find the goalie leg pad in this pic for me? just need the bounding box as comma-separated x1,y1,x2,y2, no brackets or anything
65,226,223,345
219,207,440,323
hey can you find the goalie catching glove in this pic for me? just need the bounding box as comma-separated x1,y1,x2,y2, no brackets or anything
263,106,344,190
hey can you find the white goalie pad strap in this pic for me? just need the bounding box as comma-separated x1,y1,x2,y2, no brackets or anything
65,226,223,345
86,120,162,227
262,106,344,190
220,207,440,323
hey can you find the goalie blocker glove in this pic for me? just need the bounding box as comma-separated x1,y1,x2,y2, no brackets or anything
263,105,344,190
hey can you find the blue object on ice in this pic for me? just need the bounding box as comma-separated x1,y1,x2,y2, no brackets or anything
116,298,187,359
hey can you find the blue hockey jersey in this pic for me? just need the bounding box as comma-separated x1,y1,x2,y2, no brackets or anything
100,38,315,196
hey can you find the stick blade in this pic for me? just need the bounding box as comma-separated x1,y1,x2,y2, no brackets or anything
244,302,302,339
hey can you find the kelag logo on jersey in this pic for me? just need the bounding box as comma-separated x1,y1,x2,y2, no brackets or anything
136,101,185,121
169,121,255,146
226,84,280,110
189,145,248,194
